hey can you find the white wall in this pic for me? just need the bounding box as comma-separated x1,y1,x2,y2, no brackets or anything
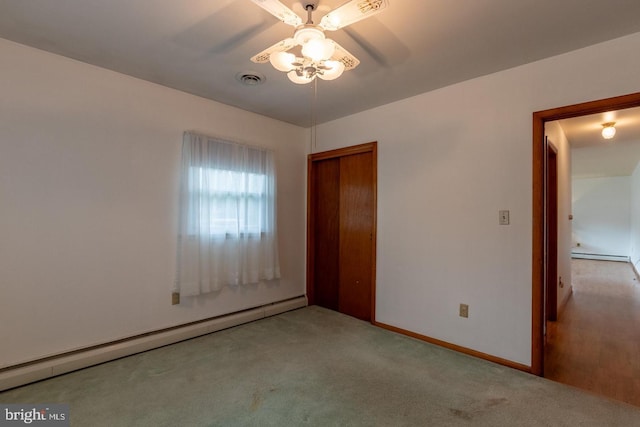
0,39,307,368
544,122,572,310
630,163,640,270
572,177,631,257
4,31,640,371
314,32,640,365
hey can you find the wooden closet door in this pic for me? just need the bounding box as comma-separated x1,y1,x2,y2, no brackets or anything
311,158,340,311
307,142,376,322
338,152,373,321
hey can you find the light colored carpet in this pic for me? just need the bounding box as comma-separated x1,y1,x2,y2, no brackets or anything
2,306,640,426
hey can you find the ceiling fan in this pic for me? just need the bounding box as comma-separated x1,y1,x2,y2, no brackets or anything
250,0,389,84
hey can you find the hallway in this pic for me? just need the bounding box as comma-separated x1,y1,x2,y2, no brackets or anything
545,259,640,407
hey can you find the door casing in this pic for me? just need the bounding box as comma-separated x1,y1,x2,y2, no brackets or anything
307,142,378,322
531,92,640,376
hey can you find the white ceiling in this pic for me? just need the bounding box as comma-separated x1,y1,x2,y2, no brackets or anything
559,106,640,179
2,0,640,127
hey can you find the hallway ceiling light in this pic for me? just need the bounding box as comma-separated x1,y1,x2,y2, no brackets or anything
601,122,616,139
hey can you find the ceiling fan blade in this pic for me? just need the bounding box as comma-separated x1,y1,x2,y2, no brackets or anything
251,0,303,27
320,0,389,31
331,41,360,70
250,38,297,63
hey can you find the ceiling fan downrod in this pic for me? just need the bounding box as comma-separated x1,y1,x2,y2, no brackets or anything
304,4,315,24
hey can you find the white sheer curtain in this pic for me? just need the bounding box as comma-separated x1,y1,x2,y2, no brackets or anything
176,132,280,296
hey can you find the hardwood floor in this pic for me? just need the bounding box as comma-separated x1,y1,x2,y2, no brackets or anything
545,259,640,407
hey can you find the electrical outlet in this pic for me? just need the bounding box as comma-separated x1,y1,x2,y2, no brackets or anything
171,292,180,305
459,303,469,318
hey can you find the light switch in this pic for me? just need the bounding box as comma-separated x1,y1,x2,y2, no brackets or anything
459,303,469,318
499,210,510,225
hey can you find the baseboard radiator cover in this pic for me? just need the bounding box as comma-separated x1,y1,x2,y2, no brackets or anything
0,296,307,392
571,252,629,262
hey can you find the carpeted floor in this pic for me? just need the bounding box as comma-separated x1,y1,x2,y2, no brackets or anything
2,306,640,426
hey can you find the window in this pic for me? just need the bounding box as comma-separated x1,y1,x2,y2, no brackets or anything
188,167,268,237
176,132,280,296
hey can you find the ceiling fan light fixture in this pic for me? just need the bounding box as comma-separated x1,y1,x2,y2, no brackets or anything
287,69,316,84
601,122,616,139
301,38,335,62
318,60,345,80
269,51,296,72
250,0,389,84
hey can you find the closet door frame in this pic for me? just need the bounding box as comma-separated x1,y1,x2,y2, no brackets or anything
306,142,378,322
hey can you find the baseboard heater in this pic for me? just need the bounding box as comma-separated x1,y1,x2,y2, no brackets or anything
571,252,630,262
0,295,307,392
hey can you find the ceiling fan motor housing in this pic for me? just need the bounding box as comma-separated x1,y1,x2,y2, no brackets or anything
294,26,325,44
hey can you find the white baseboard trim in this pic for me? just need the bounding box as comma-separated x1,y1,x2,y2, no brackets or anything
0,296,307,392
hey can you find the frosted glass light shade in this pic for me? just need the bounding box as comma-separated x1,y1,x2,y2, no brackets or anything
302,39,335,62
269,51,296,72
319,60,345,80
287,70,315,84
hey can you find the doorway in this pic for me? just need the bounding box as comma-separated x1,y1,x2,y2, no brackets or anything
531,92,640,376
307,142,377,321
